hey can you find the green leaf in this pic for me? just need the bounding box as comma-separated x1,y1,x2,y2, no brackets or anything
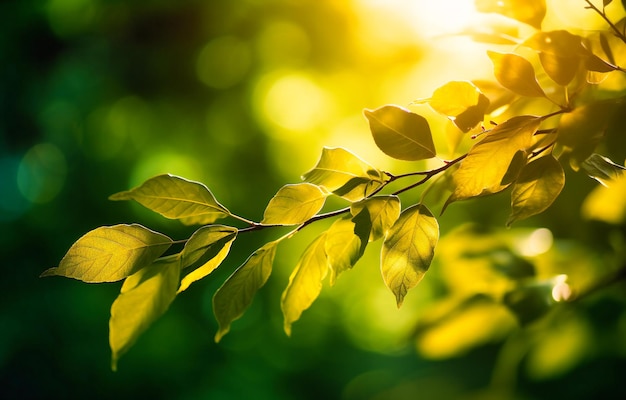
557,100,621,170
325,215,368,286
261,183,326,225
382,204,439,307
580,153,626,186
350,195,401,242
109,255,180,371
364,105,436,161
213,241,278,342
507,155,565,226
180,225,238,269
177,227,237,293
487,51,546,98
109,174,230,225
447,115,541,204
302,147,385,202
41,224,172,283
476,0,546,29
281,233,329,336
429,81,490,132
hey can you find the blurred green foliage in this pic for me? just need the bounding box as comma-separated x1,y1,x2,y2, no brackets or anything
2,0,626,398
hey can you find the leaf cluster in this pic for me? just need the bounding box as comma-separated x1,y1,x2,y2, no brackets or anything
43,0,626,370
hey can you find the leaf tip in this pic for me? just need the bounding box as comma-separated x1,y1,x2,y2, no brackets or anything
214,328,228,343
39,267,58,278
283,323,292,337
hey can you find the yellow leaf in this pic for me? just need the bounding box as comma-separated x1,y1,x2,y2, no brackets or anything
448,115,541,203
488,51,546,98
364,105,436,161
325,216,367,286
41,224,172,282
281,233,329,336
476,0,546,29
507,155,565,226
261,183,326,225
109,174,230,225
429,81,490,132
582,170,626,224
382,204,438,307
350,195,401,242
302,147,385,202
110,255,180,371
213,241,278,342
178,228,237,293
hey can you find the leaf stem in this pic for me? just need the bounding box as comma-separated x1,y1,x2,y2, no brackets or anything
584,0,626,44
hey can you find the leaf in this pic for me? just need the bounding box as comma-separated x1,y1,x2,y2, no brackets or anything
475,0,546,29
302,147,385,202
523,31,588,58
487,51,546,98
429,81,490,132
281,233,329,336
580,153,626,187
177,228,237,293
180,225,238,269
582,170,626,224
324,215,368,286
447,115,541,204
538,52,580,86
261,183,326,225
557,100,621,170
507,155,565,226
364,105,436,161
41,224,172,283
350,195,401,242
381,204,439,307
109,174,230,225
109,255,180,371
213,241,278,342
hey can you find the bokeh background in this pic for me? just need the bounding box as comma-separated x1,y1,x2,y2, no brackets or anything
2,0,626,398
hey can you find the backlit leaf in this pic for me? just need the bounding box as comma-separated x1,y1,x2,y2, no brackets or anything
538,52,580,86
350,195,401,242
429,81,490,132
213,241,278,342
580,154,625,187
180,225,238,269
488,51,546,98
557,100,621,170
281,233,329,336
476,0,546,29
325,216,368,286
507,155,565,226
41,224,172,283
110,255,180,371
364,105,436,161
582,171,626,224
382,204,438,307
177,229,237,293
523,31,587,58
109,174,230,225
262,183,326,225
448,115,541,204
302,147,385,202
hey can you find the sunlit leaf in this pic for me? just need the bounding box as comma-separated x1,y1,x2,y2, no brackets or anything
472,80,517,114
475,0,546,29
261,183,326,225
178,229,237,293
538,53,580,86
429,81,490,132
487,51,546,97
110,255,180,371
582,170,626,224
557,100,621,170
381,204,438,307
302,147,385,202
325,216,368,286
281,233,329,336
350,195,401,242
507,155,565,226
523,31,587,58
580,154,626,187
109,174,230,225
447,115,541,204
180,225,238,269
213,241,278,342
41,224,172,283
364,105,436,161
